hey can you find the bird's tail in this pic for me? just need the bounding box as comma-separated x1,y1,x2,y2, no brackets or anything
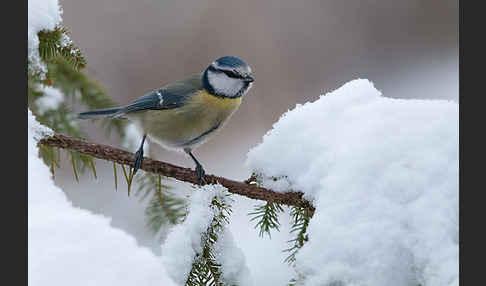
78,107,123,119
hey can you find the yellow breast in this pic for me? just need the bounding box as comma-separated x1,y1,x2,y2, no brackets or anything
190,89,243,120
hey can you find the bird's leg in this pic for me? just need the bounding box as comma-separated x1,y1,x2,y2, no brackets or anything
133,134,147,176
185,149,206,185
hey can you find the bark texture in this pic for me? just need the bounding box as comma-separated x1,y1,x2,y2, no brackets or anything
39,133,315,212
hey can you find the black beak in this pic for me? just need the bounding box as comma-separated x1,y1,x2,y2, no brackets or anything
244,75,255,83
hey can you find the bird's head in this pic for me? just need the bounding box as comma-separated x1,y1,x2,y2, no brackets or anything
203,56,254,98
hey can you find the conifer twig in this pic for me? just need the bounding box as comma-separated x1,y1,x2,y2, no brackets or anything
39,133,315,213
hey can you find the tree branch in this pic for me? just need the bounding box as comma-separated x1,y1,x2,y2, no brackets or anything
38,133,315,213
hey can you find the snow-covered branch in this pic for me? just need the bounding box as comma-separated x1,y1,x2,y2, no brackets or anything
38,133,315,211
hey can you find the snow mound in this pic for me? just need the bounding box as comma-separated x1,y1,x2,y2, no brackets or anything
28,109,176,286
161,184,253,285
246,79,458,286
213,227,253,286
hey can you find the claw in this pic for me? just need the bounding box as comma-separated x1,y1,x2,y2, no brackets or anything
133,134,147,176
133,149,144,176
195,163,206,185
185,149,206,185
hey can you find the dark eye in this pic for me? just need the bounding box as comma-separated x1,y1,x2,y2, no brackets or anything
221,70,242,79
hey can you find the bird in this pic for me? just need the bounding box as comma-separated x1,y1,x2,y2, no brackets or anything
78,56,254,184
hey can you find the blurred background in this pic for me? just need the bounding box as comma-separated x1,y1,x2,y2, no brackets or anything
53,0,457,283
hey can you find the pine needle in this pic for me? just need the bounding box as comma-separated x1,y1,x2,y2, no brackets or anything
52,147,60,168
156,175,163,203
88,157,97,179
142,173,186,233
70,151,79,182
48,146,55,177
121,164,134,196
283,206,312,264
113,161,118,191
56,147,61,165
248,201,284,238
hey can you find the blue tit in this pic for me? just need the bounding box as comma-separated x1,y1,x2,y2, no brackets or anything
78,56,254,183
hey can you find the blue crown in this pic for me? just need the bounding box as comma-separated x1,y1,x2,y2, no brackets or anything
214,56,247,68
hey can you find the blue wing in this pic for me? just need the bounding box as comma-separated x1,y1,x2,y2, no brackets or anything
121,91,182,113
115,74,203,116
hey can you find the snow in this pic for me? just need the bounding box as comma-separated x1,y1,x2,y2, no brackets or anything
59,33,73,48
228,197,296,285
35,85,65,115
28,109,177,286
28,0,63,76
29,109,54,141
213,228,254,286
160,185,215,284
246,79,458,286
160,184,253,285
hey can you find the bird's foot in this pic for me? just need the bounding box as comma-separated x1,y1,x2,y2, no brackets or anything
195,163,206,185
133,148,144,176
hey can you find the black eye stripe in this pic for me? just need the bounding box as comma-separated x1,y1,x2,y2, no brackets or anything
209,65,246,79
221,70,242,79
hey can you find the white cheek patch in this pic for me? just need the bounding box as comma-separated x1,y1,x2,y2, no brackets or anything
208,72,244,97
